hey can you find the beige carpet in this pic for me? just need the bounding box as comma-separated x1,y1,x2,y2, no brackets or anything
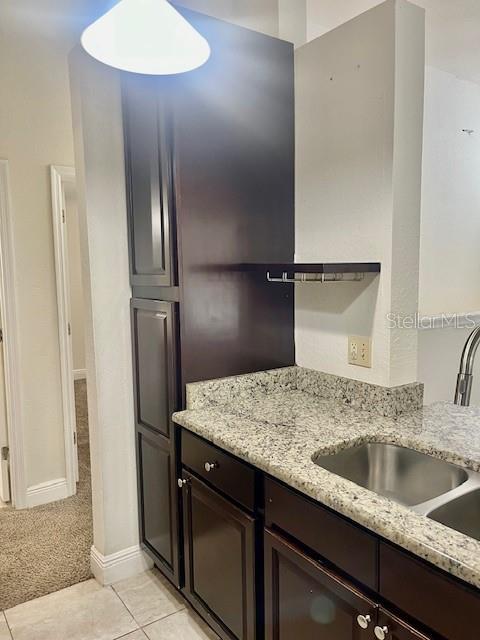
0,380,93,610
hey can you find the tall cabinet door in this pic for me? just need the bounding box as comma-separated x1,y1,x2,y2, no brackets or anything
131,298,180,585
182,472,256,640
123,77,175,287
264,529,377,640
131,298,177,439
136,425,179,584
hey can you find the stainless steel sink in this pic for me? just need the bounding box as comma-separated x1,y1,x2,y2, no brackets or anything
313,442,469,507
428,489,480,541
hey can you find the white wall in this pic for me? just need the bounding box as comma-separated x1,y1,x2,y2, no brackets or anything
419,67,480,316
176,0,279,37
0,1,76,488
177,0,308,46
419,327,480,405
65,189,86,374
416,67,480,405
70,49,151,576
306,0,382,41
295,0,425,388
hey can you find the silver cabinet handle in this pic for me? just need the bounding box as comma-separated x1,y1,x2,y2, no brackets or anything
204,461,218,472
356,614,371,630
374,626,389,640
177,478,188,488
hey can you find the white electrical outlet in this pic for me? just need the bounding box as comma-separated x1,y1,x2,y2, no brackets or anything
348,336,372,368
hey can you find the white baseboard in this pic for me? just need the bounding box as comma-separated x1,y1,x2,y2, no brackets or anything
26,477,70,508
73,369,87,380
90,544,153,586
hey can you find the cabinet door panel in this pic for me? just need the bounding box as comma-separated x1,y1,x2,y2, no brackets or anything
265,529,376,640
136,426,179,585
123,78,174,287
183,472,256,640
131,299,177,438
377,609,432,640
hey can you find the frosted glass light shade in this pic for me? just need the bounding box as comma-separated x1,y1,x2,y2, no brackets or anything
81,0,211,75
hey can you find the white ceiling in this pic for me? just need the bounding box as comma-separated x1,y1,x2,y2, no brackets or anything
306,0,480,85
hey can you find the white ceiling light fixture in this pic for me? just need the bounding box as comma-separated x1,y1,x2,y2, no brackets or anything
81,0,211,75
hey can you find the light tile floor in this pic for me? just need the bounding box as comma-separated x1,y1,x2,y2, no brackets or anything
0,569,219,640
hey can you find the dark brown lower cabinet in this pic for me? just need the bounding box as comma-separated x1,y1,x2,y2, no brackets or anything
136,425,180,586
264,529,377,640
377,609,431,640
181,471,256,640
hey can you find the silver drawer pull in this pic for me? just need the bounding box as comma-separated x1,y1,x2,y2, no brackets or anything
204,461,218,472
374,626,389,640
177,478,189,488
356,614,371,629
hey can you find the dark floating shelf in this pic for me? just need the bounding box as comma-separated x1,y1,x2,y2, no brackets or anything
240,262,381,284
243,262,381,275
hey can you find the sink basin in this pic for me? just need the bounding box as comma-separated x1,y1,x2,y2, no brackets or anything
428,489,480,541
313,442,468,507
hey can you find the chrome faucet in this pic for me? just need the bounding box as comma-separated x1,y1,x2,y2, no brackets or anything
454,325,480,406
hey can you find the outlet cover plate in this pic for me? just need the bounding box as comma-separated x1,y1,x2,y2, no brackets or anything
348,336,372,368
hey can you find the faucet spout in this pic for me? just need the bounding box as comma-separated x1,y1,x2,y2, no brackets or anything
454,325,480,406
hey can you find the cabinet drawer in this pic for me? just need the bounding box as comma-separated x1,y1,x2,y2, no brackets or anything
181,430,255,511
265,478,378,590
379,543,480,640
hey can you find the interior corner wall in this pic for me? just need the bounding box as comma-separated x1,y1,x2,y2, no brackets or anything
278,0,307,48
295,0,424,388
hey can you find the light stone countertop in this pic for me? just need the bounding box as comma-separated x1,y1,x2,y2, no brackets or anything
173,368,480,590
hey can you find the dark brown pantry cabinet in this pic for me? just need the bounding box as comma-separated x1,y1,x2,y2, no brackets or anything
123,82,174,288
123,8,295,590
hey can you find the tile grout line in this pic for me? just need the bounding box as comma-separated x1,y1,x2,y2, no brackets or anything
142,607,188,630
113,628,148,640
109,587,141,630
111,577,187,630
2,611,14,640
110,583,187,629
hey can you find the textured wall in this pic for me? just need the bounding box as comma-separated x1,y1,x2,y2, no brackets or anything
70,49,142,559
295,0,424,387
0,0,75,487
419,67,480,316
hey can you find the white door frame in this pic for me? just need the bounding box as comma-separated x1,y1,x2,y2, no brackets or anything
0,159,27,508
50,165,78,497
